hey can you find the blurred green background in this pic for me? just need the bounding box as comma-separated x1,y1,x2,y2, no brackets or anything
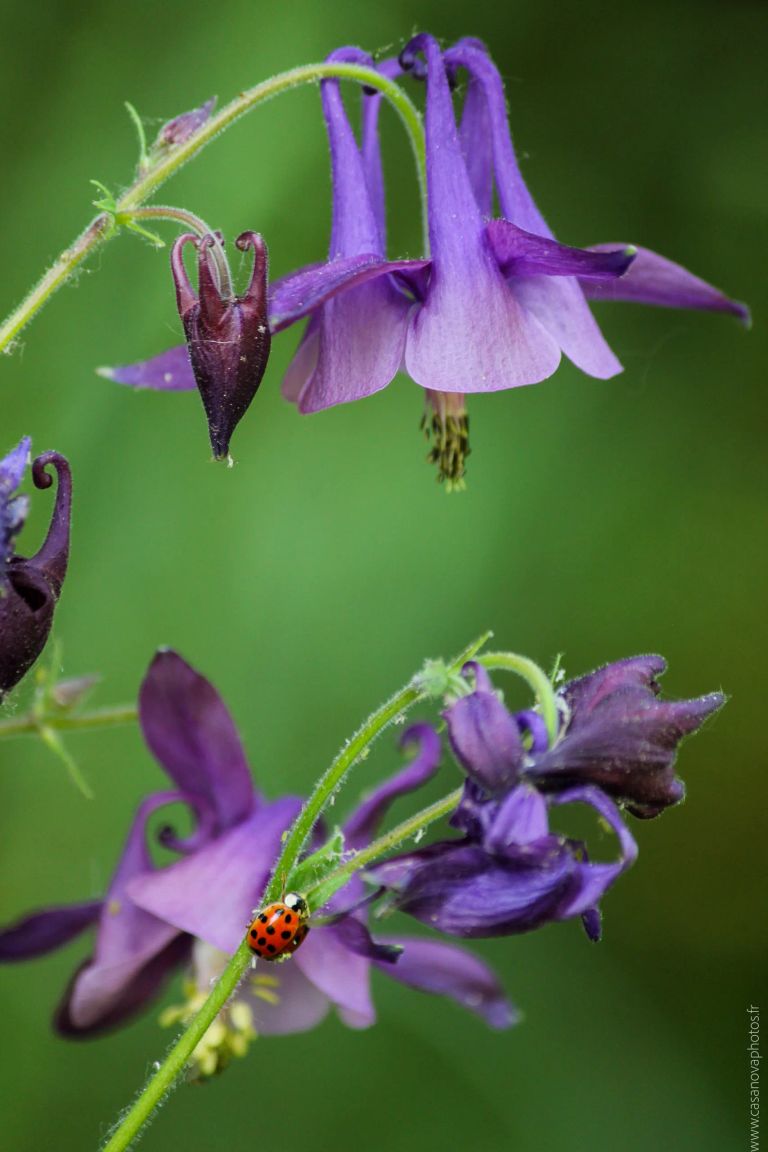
0,0,765,1149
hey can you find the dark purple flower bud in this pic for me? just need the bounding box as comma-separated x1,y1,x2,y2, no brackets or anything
171,231,271,459
152,97,216,152
0,441,71,698
525,656,726,818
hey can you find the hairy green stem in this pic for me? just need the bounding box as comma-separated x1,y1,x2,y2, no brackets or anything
477,651,560,745
307,785,463,910
0,62,425,356
0,704,138,739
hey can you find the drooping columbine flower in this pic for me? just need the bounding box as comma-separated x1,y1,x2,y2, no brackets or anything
370,656,723,938
102,34,746,485
0,654,513,1071
103,230,270,461
0,439,71,698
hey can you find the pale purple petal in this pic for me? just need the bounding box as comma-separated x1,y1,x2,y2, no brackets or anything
57,935,191,1036
511,275,623,379
64,792,185,1030
0,901,101,961
445,690,523,792
294,925,375,1028
242,953,330,1036
330,916,402,963
126,798,302,954
402,35,561,392
97,345,196,391
281,319,319,403
375,935,518,1028
344,724,442,850
295,279,409,413
139,649,255,832
487,221,634,280
562,655,667,716
581,245,750,322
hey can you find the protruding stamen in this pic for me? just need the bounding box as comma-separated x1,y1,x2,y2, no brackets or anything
422,390,470,492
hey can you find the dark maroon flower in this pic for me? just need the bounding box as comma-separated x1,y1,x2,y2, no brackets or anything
172,231,271,460
0,438,71,698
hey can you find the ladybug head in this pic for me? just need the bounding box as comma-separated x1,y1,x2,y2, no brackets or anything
284,892,309,920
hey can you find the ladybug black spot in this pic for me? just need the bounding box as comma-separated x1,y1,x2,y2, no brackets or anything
249,929,258,939
284,914,293,924
258,936,267,947
258,914,268,923
280,930,292,940
266,926,276,935
267,944,277,954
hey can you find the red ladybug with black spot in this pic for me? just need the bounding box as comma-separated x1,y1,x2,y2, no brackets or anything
246,892,310,961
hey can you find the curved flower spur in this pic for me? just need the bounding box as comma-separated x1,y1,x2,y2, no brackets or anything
0,438,72,697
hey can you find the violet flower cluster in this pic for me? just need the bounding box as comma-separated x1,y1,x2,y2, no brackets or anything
0,645,723,1075
106,34,746,484
371,657,724,939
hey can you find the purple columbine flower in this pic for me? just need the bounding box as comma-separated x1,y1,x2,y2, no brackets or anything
0,654,513,1067
102,230,270,461
150,97,216,155
103,34,745,484
370,656,723,939
0,438,71,698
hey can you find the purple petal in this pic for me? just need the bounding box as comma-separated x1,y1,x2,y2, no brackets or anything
63,792,186,1031
56,935,191,1036
445,690,523,792
484,784,549,851
370,840,580,937
126,798,302,955
0,901,101,961
510,275,623,379
487,221,634,281
0,437,31,498
514,709,550,754
581,245,749,323
375,935,518,1028
330,916,402,964
344,724,442,850
242,952,330,1036
139,649,255,833
281,319,320,402
402,35,561,392
561,655,668,716
269,256,426,333
294,278,409,413
97,345,196,391
294,924,375,1029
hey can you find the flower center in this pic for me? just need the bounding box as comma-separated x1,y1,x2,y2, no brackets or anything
422,391,470,491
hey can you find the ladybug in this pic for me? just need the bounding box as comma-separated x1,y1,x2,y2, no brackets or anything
246,892,309,961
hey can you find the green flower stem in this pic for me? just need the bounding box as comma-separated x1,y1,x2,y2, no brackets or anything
477,651,560,745
0,704,138,739
0,62,424,356
126,206,232,294
306,785,464,911
102,634,489,1152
